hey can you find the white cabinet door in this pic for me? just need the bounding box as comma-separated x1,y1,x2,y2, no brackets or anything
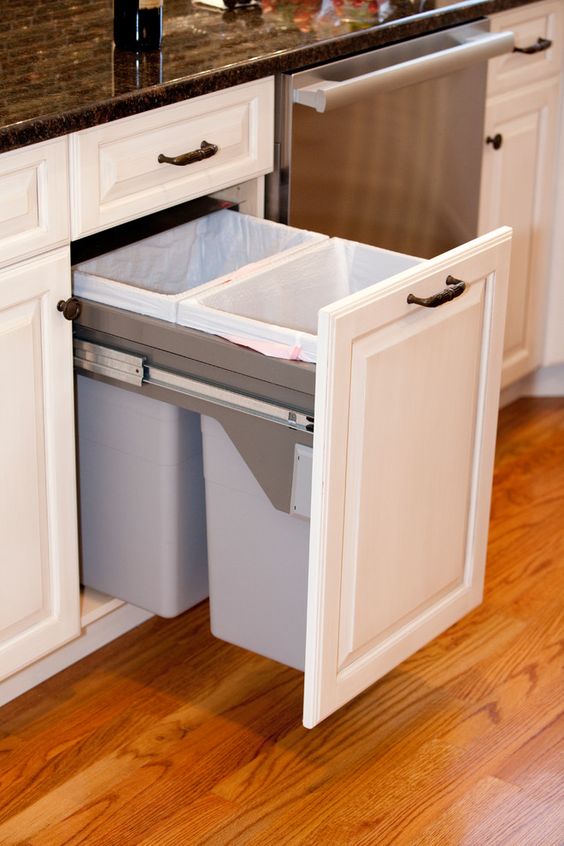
479,77,560,387
303,228,511,728
0,249,80,681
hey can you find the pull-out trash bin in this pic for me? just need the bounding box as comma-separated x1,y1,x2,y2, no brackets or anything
73,210,325,617
70,203,512,728
195,237,422,665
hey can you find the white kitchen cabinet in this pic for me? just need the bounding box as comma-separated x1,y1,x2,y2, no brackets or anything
0,80,273,695
303,229,511,725
0,248,80,681
480,0,562,387
0,16,534,710
0,80,274,691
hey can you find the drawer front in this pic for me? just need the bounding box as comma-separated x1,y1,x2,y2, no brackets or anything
70,78,274,238
303,227,512,727
488,0,563,96
0,139,69,269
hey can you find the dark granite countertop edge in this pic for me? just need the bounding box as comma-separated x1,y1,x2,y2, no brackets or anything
0,0,539,154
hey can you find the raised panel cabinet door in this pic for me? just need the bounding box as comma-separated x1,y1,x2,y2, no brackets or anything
479,77,560,387
303,227,511,728
0,249,80,680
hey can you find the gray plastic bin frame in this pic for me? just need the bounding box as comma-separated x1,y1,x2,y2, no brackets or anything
74,298,314,514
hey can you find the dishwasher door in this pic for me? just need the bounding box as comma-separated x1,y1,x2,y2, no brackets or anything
268,21,514,259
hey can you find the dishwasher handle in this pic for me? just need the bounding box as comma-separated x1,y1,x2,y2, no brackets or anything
293,31,515,113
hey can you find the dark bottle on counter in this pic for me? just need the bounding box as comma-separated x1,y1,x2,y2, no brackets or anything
114,0,163,52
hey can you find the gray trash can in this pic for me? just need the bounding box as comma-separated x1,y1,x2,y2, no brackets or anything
195,238,422,663
77,375,208,617
73,210,325,617
201,414,311,670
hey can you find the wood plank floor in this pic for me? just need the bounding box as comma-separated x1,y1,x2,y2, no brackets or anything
0,397,563,846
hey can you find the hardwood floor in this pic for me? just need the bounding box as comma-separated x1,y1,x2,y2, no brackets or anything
0,397,562,846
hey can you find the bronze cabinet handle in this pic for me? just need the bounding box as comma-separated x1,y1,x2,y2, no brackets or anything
57,297,82,321
486,133,503,150
407,275,466,308
513,37,552,54
157,141,219,167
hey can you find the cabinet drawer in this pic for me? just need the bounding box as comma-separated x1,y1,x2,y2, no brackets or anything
72,210,511,728
488,0,563,96
0,138,69,269
69,78,274,238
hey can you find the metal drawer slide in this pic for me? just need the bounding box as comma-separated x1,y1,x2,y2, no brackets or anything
75,339,314,434
74,340,144,386
73,327,314,514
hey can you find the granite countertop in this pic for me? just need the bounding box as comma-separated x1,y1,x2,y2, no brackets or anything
1,0,539,153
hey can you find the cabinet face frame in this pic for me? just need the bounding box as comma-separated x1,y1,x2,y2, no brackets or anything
304,228,511,728
0,249,80,681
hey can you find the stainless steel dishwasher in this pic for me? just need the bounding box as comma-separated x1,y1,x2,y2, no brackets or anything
266,20,514,258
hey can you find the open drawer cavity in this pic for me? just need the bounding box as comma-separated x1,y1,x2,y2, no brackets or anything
72,205,512,728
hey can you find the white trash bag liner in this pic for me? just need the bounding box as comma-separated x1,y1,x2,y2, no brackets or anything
72,210,327,322
177,238,422,362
